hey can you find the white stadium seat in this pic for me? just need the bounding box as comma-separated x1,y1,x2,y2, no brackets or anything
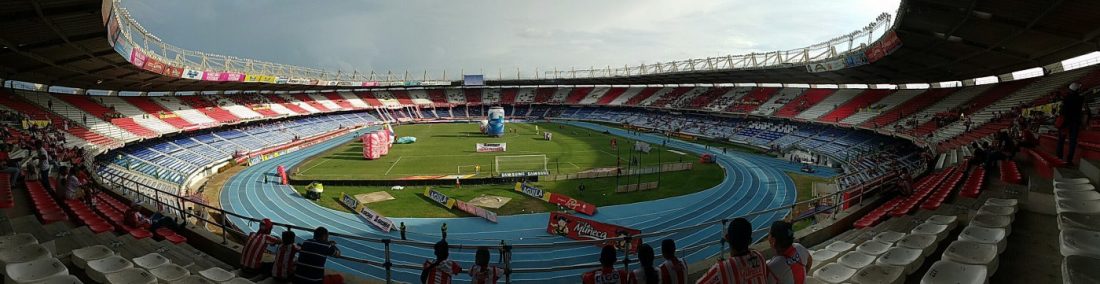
149,263,190,283
72,245,114,270
920,260,987,284
0,234,37,249
958,226,1007,254
943,240,1000,274
174,275,216,284
5,257,68,284
825,241,856,254
31,274,83,284
876,247,924,275
0,244,51,267
1054,177,1092,185
132,253,169,270
984,198,1019,208
1060,228,1100,259
811,249,841,267
837,251,877,270
925,215,959,232
972,214,1013,236
1056,200,1100,215
86,255,134,284
1062,255,1100,284
1055,190,1100,202
104,268,157,284
911,223,950,242
1055,183,1096,194
223,278,256,284
856,240,892,256
813,263,857,284
897,234,938,258
873,231,906,244
1058,212,1100,231
198,267,236,282
850,264,904,284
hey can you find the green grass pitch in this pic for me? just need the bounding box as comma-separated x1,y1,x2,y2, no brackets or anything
290,122,730,217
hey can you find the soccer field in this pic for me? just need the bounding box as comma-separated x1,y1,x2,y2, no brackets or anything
293,122,694,180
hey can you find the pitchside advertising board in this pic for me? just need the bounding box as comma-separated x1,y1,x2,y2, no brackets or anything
547,212,641,254
423,188,499,223
499,171,549,178
339,192,395,232
475,143,507,153
515,182,597,215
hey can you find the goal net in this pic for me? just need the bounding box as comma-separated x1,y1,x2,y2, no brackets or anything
494,155,549,176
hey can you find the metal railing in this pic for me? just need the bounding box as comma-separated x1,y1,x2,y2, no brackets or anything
91,140,900,283
109,0,897,83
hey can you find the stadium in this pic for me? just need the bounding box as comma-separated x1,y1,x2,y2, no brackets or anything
0,0,1098,283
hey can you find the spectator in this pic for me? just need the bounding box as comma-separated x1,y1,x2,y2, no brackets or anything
697,218,770,284
422,240,461,284
659,239,687,284
582,245,628,284
241,219,279,274
468,246,504,284
765,221,811,284
272,230,300,281
628,244,659,284
123,203,147,228
1057,82,1085,163
37,154,51,192
295,226,340,284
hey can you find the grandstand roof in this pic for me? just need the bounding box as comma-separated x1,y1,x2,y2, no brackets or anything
2,0,1099,91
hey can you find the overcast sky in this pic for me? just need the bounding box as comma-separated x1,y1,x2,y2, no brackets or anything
121,0,901,79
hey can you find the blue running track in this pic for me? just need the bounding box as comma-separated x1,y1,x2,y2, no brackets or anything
221,121,835,283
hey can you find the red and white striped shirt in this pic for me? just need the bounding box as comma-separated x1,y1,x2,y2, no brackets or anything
468,264,504,284
240,232,278,269
271,243,300,279
422,259,462,284
696,251,769,284
583,267,629,284
660,258,687,284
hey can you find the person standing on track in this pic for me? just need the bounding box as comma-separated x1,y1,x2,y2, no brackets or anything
697,218,770,284
582,245,628,284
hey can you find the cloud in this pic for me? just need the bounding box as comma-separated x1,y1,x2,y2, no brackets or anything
121,0,900,79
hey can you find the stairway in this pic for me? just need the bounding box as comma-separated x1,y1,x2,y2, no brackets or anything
817,89,895,123
120,97,197,130
0,91,115,146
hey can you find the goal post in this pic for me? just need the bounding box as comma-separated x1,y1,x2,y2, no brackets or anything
494,154,549,176
457,165,482,175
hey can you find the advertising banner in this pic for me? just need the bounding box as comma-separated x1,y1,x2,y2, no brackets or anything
163,66,184,78
361,81,380,87
453,199,498,223
275,77,288,84
865,31,902,63
130,47,147,68
142,57,166,74
547,212,640,253
182,68,204,80
106,13,120,47
220,72,246,82
464,75,485,86
245,74,278,83
844,53,869,68
423,188,498,223
113,37,133,63
515,183,597,215
424,188,456,209
805,59,847,73
475,143,507,152
420,81,452,86
203,71,223,81
339,193,394,232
